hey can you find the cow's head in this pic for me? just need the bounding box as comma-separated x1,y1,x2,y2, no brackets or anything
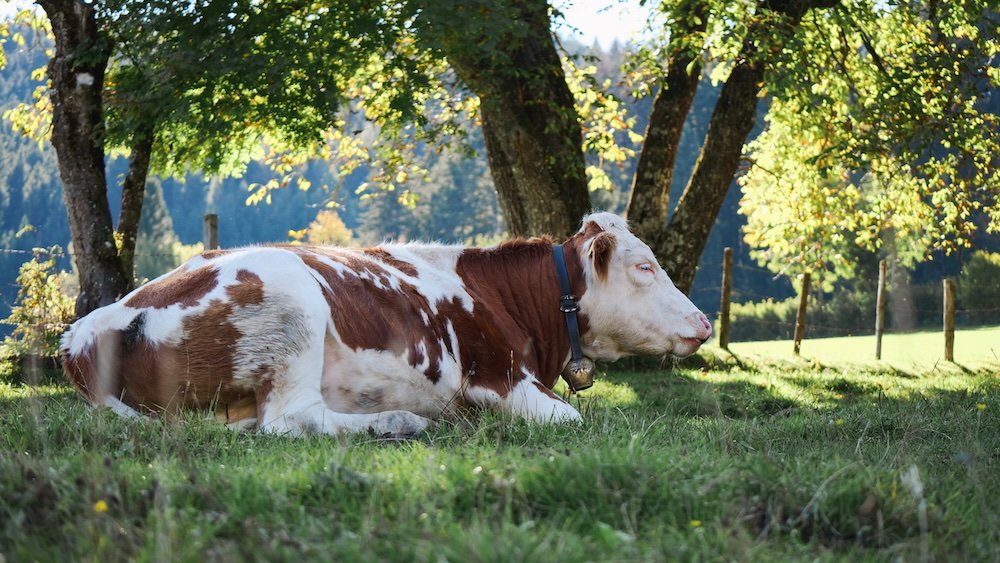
573,213,712,361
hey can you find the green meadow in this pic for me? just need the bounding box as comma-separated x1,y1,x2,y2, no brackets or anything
1,331,997,561
728,326,1000,374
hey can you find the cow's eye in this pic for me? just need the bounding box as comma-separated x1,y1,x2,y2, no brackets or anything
636,262,655,273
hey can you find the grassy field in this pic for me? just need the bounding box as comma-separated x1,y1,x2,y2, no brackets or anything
728,326,1000,373
1,336,997,561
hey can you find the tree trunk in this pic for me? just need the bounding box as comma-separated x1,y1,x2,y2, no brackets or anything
480,114,529,236
644,0,837,293
625,2,707,247
39,0,127,317
661,55,765,293
420,0,590,239
475,89,589,239
117,125,155,292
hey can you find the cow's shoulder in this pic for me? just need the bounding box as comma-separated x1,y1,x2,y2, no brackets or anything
378,242,465,273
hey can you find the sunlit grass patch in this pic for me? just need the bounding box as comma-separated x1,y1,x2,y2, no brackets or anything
726,325,1000,373
0,382,73,401
560,377,639,411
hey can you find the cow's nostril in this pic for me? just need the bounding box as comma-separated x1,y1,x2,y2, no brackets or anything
692,312,712,341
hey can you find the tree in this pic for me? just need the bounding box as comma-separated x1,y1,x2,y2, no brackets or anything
739,0,999,288
8,0,995,311
411,0,994,295
412,0,591,238
3,0,432,316
31,1,131,315
414,0,840,290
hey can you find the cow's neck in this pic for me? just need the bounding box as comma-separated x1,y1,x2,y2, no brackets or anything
455,238,587,388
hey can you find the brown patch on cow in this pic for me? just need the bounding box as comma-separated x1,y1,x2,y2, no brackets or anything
532,381,563,401
125,265,219,310
227,270,265,306
216,394,257,425
364,248,419,277
296,248,448,384
200,249,231,260
62,342,100,403
172,299,243,406
589,232,616,281
255,377,274,423
67,300,248,414
453,237,589,394
578,219,606,240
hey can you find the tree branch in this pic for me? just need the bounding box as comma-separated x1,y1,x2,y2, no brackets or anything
625,0,708,244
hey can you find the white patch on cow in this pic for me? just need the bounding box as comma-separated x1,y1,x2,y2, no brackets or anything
320,344,462,419
313,253,354,278
382,243,474,313
414,340,430,372
273,380,416,433
240,286,434,436
218,251,326,383
101,394,141,418
139,308,188,345
446,321,460,359
62,302,132,356
465,372,582,423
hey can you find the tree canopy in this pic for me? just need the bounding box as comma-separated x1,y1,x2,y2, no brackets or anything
739,0,999,289
2,0,997,315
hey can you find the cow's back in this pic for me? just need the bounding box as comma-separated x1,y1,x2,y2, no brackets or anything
61,248,322,414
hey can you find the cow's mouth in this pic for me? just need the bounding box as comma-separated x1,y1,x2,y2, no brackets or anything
671,337,706,358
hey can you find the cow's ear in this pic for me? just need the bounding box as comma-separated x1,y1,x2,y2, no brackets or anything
588,232,616,281
579,219,605,239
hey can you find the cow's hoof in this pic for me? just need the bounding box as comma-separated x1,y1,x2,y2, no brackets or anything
370,410,433,438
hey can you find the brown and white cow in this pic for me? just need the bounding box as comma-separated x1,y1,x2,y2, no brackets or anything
61,213,712,436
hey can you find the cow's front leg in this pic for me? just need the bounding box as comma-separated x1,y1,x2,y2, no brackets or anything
466,374,582,423
253,306,433,438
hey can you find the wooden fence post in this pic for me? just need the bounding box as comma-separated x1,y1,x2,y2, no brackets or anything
793,272,811,356
203,213,219,251
719,247,733,350
875,259,887,360
944,278,955,362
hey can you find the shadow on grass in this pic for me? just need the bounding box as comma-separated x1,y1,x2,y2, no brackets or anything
0,355,65,386
594,347,999,418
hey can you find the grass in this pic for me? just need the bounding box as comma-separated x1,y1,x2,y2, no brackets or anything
728,326,1000,373
0,339,997,561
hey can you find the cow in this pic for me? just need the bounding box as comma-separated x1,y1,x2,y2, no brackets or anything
61,212,712,437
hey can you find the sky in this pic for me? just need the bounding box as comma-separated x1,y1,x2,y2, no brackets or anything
2,1,652,48
555,0,652,47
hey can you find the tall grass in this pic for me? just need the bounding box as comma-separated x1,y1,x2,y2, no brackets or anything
1,348,997,561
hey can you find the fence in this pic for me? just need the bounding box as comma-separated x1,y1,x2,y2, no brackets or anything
1,223,997,363
715,246,998,361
